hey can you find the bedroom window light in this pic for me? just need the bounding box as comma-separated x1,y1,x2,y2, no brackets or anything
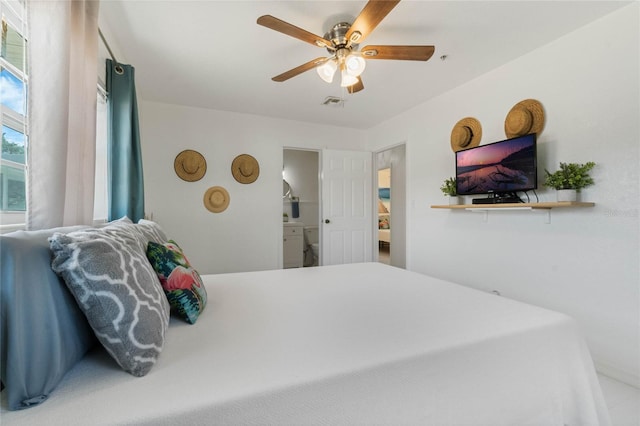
1,0,28,230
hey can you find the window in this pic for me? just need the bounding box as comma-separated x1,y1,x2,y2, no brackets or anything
1,0,107,229
1,0,27,227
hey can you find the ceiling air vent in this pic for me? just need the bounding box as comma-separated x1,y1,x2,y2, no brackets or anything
322,96,344,107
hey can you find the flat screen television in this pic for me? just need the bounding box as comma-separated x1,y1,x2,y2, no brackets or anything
455,133,537,196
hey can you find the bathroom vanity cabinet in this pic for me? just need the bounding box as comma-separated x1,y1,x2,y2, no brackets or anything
283,222,304,268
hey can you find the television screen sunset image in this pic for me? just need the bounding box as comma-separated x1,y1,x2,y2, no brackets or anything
456,135,536,195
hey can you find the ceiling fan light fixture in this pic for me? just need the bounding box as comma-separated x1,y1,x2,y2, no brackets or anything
316,59,337,83
258,1,435,93
340,69,358,87
345,52,366,77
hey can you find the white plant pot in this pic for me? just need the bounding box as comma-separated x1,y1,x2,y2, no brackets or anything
449,196,462,205
556,189,577,202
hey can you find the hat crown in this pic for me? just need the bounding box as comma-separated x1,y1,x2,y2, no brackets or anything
505,107,533,135
504,99,545,138
239,162,254,176
452,126,473,147
183,157,201,173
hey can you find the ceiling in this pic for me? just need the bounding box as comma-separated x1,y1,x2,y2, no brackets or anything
98,1,630,130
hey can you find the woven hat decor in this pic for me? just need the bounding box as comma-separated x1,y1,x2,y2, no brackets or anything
203,186,230,213
504,99,545,138
231,154,260,184
174,150,207,182
450,117,482,152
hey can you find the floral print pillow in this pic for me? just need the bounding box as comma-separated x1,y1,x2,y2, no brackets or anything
146,240,207,324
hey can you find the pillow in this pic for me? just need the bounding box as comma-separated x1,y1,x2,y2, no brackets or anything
0,225,96,410
136,219,168,244
49,220,170,377
378,214,390,229
147,240,207,324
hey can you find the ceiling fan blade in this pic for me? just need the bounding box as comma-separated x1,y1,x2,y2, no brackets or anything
346,0,401,45
347,77,364,94
361,45,435,61
272,57,329,82
257,15,332,49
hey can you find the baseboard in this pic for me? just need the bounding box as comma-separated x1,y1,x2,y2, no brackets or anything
595,360,640,389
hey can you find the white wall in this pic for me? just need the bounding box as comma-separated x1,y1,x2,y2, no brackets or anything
365,4,640,386
139,102,365,274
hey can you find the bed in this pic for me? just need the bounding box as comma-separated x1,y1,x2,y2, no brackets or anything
1,259,610,425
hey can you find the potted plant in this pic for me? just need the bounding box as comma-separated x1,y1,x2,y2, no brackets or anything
440,177,461,205
543,161,596,202
283,212,289,222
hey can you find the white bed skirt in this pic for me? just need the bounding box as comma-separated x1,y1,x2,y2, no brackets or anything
1,263,610,425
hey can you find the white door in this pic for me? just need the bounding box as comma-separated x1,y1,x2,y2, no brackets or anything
321,149,373,265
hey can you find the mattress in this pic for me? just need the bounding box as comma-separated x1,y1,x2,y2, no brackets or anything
378,228,391,243
1,263,610,425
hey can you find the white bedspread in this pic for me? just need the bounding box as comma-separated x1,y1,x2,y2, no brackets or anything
1,263,610,425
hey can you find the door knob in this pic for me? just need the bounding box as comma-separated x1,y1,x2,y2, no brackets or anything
325,219,330,224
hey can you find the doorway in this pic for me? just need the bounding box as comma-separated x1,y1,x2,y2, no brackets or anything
377,168,391,265
282,148,320,268
375,144,406,268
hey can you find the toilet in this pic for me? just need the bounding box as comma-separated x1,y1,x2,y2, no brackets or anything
303,225,319,266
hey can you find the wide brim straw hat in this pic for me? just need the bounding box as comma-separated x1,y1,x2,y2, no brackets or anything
203,186,230,213
450,117,482,152
174,150,207,182
504,99,545,138
231,154,260,184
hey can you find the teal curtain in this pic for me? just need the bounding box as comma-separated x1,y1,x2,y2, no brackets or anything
106,59,145,222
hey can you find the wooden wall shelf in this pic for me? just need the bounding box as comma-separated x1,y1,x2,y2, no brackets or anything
431,201,595,210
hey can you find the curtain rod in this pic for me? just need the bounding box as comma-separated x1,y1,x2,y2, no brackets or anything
98,28,124,75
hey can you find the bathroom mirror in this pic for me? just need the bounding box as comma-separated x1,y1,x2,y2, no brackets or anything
283,179,292,199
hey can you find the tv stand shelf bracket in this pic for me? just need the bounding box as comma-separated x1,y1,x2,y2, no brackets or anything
430,202,595,224
468,206,551,223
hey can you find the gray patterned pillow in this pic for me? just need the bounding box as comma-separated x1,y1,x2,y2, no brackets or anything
49,219,170,377
136,219,168,244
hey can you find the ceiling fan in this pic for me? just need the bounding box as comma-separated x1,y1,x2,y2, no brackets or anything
257,0,435,94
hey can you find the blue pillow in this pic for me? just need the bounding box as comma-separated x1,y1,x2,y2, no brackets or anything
0,226,96,410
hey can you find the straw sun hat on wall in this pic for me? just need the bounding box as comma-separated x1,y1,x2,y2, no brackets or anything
231,154,260,184
203,186,230,213
504,99,545,138
450,117,482,152
174,150,207,182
